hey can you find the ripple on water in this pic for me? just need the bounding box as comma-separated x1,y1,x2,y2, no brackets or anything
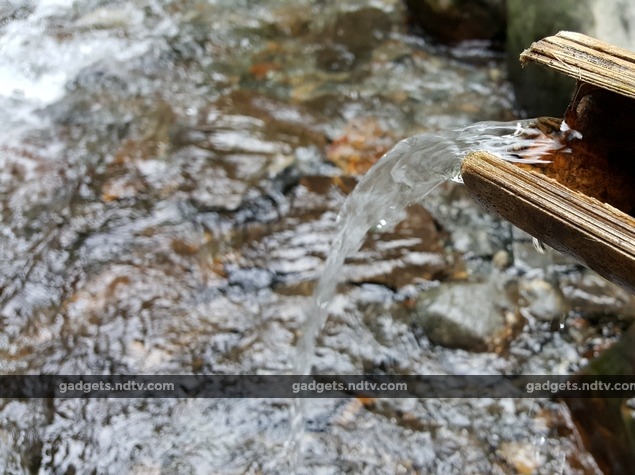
0,1,617,473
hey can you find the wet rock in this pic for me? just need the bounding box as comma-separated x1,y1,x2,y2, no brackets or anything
192,90,329,151
168,90,331,212
566,323,635,474
227,266,274,291
426,182,512,259
519,279,569,322
346,204,454,289
326,117,396,175
498,441,544,475
492,249,511,269
182,147,262,212
315,43,357,72
101,174,146,203
510,228,579,270
405,0,506,43
559,272,635,322
412,278,515,351
315,7,393,71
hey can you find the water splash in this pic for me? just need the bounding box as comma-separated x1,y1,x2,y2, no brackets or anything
288,118,577,465
294,118,572,376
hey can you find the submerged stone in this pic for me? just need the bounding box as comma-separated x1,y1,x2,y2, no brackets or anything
315,7,393,70
345,204,452,289
405,0,505,43
519,279,569,322
326,117,396,175
0,0,620,472
413,279,514,352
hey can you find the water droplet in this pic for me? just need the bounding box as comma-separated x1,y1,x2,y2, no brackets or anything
532,237,546,254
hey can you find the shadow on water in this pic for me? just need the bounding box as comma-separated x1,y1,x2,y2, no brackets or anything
1,0,633,473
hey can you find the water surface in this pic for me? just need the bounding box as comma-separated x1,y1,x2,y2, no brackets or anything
1,1,629,473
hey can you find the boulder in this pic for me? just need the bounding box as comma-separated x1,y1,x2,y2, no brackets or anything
405,0,506,43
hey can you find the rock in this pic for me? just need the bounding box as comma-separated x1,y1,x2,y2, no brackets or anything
498,441,544,475
345,204,454,289
176,146,254,212
510,228,578,271
326,117,396,175
559,272,635,321
413,278,515,351
519,279,569,322
194,90,329,150
425,182,512,259
315,7,393,71
507,0,635,116
405,0,506,43
227,266,274,291
492,250,511,269
171,90,330,212
315,43,357,72
565,323,635,474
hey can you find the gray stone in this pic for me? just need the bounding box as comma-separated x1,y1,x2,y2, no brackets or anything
519,278,569,322
413,279,513,351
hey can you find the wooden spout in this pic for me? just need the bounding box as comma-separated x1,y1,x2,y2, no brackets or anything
461,151,635,292
461,31,635,292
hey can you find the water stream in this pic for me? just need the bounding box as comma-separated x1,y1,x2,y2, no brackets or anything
289,119,575,464
294,119,571,375
1,1,625,472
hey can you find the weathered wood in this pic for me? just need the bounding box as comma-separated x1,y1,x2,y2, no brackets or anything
461,151,635,293
460,31,635,292
520,31,635,100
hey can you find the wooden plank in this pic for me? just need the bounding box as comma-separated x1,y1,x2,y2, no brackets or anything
520,31,635,99
461,151,635,293
557,31,635,63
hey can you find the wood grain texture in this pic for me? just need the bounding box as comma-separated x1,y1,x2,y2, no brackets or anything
520,31,635,99
461,151,635,293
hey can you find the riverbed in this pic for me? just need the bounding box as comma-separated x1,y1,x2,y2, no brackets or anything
1,1,632,473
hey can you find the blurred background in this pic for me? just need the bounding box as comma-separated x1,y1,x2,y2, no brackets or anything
1,0,634,473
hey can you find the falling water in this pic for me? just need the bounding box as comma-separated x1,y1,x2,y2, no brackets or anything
288,118,577,465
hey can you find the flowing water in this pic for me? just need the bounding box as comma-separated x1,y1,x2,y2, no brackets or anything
288,119,575,465
294,119,571,376
1,1,631,473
